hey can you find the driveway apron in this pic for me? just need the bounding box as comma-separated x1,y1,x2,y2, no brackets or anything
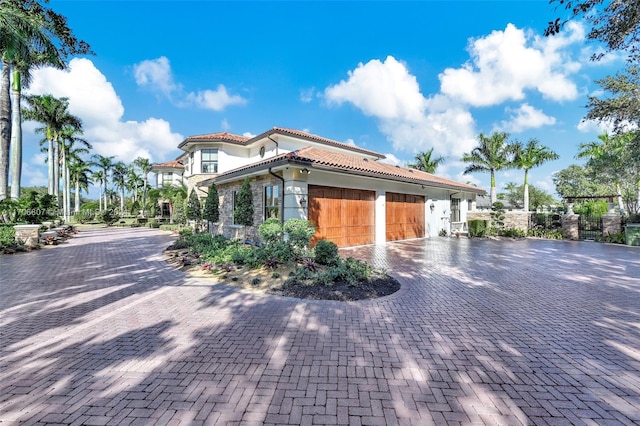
1,228,639,425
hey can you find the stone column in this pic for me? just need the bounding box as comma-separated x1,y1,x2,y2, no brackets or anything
602,214,622,236
14,224,41,247
562,214,579,240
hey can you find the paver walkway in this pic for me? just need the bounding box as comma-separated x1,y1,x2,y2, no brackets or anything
1,227,639,425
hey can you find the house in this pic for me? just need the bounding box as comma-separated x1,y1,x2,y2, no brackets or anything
155,127,485,247
151,159,186,217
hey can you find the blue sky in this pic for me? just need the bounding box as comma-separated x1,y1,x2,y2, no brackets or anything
20,1,624,199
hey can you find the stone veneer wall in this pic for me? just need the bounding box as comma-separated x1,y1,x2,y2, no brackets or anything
466,211,530,231
216,175,280,241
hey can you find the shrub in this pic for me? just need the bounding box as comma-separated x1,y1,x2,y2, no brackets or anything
490,202,505,228
468,219,488,238
203,183,220,223
234,177,254,227
97,209,120,226
259,217,284,244
314,239,339,265
498,227,526,238
0,225,16,249
284,218,316,249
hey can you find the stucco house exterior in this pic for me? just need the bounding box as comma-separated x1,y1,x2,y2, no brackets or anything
154,127,485,247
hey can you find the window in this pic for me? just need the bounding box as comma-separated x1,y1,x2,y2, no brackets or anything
162,172,172,185
451,198,460,222
264,185,280,220
202,149,218,173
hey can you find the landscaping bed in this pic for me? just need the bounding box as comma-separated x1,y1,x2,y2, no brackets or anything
163,219,400,301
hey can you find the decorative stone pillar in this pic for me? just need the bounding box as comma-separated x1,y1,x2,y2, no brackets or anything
562,214,579,240
602,214,622,236
14,224,41,247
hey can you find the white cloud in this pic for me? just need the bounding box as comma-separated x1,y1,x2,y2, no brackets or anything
344,138,356,146
133,57,247,111
379,153,402,166
498,103,556,132
299,87,315,103
133,56,179,97
185,84,247,111
324,57,477,158
221,119,231,131
27,58,183,164
439,23,581,106
243,131,256,138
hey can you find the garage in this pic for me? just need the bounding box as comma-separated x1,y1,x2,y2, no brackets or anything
308,185,375,248
386,192,425,241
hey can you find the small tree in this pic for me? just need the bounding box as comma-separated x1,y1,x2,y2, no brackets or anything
186,189,202,231
234,177,254,239
203,183,220,229
490,201,506,230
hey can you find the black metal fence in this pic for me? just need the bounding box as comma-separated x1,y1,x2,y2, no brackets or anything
578,215,603,240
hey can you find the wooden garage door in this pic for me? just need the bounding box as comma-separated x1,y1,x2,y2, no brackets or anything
386,192,425,241
308,185,375,248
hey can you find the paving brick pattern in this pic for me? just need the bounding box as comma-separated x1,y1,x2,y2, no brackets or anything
1,228,639,425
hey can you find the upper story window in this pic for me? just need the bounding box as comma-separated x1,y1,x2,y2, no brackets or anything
162,172,172,184
202,149,218,174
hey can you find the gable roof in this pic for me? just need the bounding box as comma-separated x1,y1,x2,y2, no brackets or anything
199,146,485,194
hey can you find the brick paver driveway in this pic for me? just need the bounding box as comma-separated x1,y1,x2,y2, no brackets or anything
1,227,639,425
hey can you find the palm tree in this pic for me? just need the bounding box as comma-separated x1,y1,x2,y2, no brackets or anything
159,181,188,224
511,139,559,212
92,169,105,211
462,132,514,204
126,167,142,203
22,94,81,201
407,148,445,173
91,154,114,212
576,133,627,213
133,157,153,217
0,0,92,200
69,159,92,213
60,127,91,220
111,161,128,214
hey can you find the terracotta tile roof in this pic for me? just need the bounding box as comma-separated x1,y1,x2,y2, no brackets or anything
205,146,485,194
248,127,385,159
152,160,184,170
289,147,484,193
178,131,249,149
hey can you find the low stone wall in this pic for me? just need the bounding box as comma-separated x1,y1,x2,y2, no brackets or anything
466,211,530,231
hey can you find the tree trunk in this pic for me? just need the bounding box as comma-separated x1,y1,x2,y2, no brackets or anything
490,171,497,204
120,188,124,214
616,182,625,213
75,178,80,213
53,141,59,204
103,180,107,211
9,70,21,199
0,61,12,201
523,170,530,212
142,178,147,218
47,138,54,194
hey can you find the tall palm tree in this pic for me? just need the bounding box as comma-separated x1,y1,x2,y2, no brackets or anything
462,132,514,204
69,159,92,213
407,148,445,173
92,169,105,211
512,139,559,212
22,94,81,200
133,156,152,217
91,154,114,212
126,167,143,204
111,161,128,214
0,0,92,200
60,127,91,220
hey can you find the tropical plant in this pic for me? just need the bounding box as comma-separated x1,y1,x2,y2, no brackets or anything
1,0,91,200
407,148,445,173
92,169,105,211
111,161,128,214
258,217,283,245
159,181,188,224
462,132,514,204
133,157,152,217
22,94,82,202
91,154,115,212
283,218,316,253
59,126,90,220
511,139,559,212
